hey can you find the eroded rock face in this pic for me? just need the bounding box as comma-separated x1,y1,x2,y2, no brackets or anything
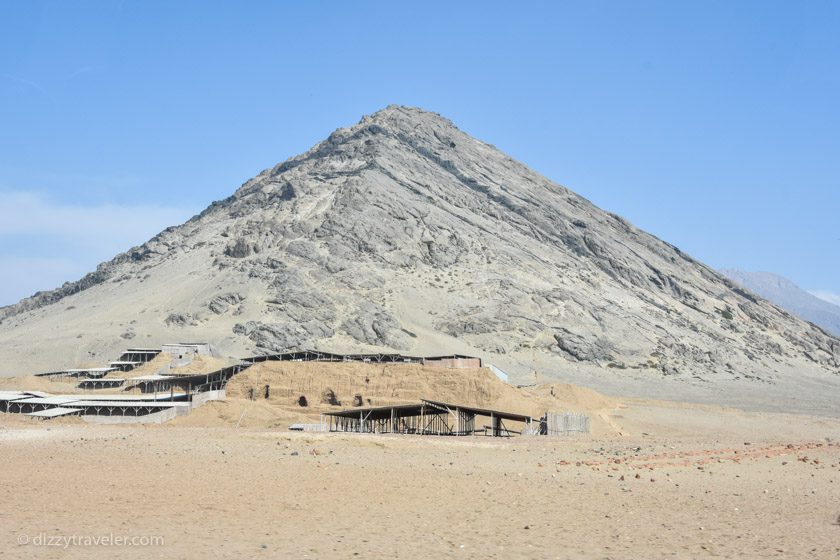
164,313,196,327
553,329,615,363
341,302,407,349
1,105,838,388
208,293,245,315
233,319,335,353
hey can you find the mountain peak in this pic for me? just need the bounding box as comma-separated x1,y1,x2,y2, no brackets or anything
364,104,454,128
323,105,461,151
239,104,490,205
0,108,838,415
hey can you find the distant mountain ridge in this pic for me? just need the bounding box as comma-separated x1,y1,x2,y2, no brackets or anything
720,269,840,337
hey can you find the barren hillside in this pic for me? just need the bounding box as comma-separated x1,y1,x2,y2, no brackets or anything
0,105,837,411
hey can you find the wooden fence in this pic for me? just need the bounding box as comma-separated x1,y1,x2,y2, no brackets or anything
527,412,590,436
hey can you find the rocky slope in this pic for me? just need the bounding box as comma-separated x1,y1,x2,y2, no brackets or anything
721,269,840,337
0,106,837,410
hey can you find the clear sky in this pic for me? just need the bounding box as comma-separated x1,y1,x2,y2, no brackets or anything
1,0,838,307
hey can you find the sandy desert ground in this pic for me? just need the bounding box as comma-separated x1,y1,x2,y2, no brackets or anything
1,393,839,560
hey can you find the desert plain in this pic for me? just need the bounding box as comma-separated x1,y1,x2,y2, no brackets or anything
1,365,838,560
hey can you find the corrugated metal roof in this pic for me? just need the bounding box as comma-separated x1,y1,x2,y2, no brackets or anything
421,399,533,423
70,401,190,408
324,402,448,420
13,397,82,405
26,407,82,418
67,394,183,401
126,374,171,381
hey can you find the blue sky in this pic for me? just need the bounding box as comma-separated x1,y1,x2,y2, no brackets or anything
1,0,838,307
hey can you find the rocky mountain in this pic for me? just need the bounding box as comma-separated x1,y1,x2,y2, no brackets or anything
1,106,838,411
721,269,840,337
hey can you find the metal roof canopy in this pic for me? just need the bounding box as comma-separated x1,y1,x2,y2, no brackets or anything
36,368,117,378
68,394,184,401
127,367,246,383
421,399,533,423
13,397,82,406
323,402,449,421
245,350,421,363
323,399,532,424
0,391,30,401
244,349,480,364
7,393,187,403
128,374,172,381
26,407,82,418
69,401,191,408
